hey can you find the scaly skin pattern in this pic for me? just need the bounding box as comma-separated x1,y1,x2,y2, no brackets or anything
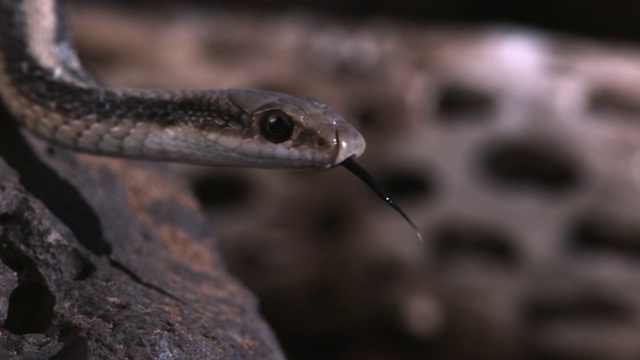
0,0,365,168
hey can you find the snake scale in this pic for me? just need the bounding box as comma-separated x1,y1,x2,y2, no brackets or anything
0,0,422,241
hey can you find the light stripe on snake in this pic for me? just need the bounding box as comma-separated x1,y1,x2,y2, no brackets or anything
0,0,422,241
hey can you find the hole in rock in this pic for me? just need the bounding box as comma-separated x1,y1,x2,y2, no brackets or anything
379,168,433,201
525,296,631,328
3,281,56,335
587,87,640,117
64,249,97,281
192,174,251,209
482,141,580,193
237,245,269,272
436,84,495,120
433,221,516,266
361,257,400,286
204,38,256,64
316,207,348,239
569,218,640,258
50,335,89,360
353,104,384,131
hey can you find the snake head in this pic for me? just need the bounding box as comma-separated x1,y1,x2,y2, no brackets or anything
227,90,365,169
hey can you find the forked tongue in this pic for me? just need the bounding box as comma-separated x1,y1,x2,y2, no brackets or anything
342,158,423,243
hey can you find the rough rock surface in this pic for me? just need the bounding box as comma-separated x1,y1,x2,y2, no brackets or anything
0,106,284,359
44,2,640,360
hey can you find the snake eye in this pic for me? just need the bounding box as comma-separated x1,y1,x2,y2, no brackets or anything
260,111,294,143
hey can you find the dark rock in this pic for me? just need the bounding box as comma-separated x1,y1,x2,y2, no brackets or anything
0,106,284,359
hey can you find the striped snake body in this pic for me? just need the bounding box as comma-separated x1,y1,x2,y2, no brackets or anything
0,0,422,240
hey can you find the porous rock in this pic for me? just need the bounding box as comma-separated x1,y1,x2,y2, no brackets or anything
62,4,640,359
0,107,284,359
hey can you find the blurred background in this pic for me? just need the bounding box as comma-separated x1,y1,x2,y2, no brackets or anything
68,1,640,359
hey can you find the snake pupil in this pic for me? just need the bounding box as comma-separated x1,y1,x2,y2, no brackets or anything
260,111,294,143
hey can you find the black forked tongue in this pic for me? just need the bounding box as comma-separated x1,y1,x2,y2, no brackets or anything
342,158,424,243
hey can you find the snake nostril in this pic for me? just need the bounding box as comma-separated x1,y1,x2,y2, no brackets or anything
316,137,329,147
481,140,581,193
192,174,251,209
436,84,496,121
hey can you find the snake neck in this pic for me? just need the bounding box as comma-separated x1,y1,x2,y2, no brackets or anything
0,0,95,88
0,0,246,163
0,0,121,123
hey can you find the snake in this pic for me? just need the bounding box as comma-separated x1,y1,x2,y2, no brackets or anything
0,0,422,242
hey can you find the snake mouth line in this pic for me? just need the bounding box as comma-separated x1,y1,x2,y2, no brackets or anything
333,123,365,166
341,157,424,243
